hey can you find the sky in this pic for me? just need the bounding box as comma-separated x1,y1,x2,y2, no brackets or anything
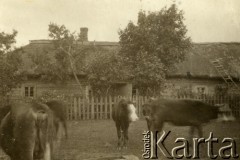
0,0,240,47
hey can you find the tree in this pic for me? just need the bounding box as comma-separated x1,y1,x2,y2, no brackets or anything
119,4,191,95
84,49,129,96
48,23,85,92
35,23,99,97
0,30,17,54
0,30,22,99
131,50,166,95
30,23,128,97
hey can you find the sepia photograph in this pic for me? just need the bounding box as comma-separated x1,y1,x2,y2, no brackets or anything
0,0,240,159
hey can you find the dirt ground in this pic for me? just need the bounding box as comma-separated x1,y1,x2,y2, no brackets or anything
0,119,240,160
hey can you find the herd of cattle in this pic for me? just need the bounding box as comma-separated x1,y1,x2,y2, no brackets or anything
0,97,220,159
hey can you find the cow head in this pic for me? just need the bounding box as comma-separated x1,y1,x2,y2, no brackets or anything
142,103,152,120
142,103,155,130
127,102,139,122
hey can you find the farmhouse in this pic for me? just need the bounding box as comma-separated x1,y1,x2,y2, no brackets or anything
162,42,240,97
10,28,240,99
10,28,133,99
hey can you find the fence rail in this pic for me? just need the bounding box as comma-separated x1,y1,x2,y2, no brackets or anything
66,94,240,120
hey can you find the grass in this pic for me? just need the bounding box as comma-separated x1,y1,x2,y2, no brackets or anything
54,119,240,160
1,119,240,160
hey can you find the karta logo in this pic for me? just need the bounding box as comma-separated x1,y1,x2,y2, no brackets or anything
142,131,239,159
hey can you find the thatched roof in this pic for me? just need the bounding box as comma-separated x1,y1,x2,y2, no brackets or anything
19,40,119,76
169,42,240,79
19,40,240,79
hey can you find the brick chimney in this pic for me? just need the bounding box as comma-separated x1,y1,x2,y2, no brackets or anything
79,27,88,42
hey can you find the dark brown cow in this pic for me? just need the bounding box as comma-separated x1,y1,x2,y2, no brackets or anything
112,99,139,149
0,100,56,160
142,98,219,137
45,100,68,138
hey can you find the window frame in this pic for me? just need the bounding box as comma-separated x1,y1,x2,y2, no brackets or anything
24,86,35,98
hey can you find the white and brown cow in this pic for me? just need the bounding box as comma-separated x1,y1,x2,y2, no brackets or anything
112,99,139,149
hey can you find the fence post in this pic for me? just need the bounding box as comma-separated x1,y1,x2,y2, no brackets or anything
109,96,112,119
96,97,99,120
100,97,103,120
90,97,94,120
67,96,71,120
73,97,78,120
81,97,85,120
85,97,89,120
138,95,141,117
77,97,81,120
104,96,108,119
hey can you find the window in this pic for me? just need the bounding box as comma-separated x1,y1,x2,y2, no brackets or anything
24,86,34,97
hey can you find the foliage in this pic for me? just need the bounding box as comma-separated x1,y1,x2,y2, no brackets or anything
119,4,191,95
29,23,96,95
0,30,17,55
0,30,22,97
130,50,165,95
84,49,129,95
48,23,133,96
48,23,83,84
28,45,71,82
29,23,129,96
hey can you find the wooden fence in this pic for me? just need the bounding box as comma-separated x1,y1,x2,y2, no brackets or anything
66,96,147,120
66,94,240,120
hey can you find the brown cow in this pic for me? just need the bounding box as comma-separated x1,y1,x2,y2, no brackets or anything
0,100,68,139
0,100,56,160
112,99,139,149
142,98,219,137
45,100,68,138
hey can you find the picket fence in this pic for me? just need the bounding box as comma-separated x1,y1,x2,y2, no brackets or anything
66,96,147,120
66,94,240,120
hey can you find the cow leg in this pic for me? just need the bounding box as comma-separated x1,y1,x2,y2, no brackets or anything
55,119,68,139
196,125,203,138
189,126,195,139
54,120,59,136
145,118,151,130
150,119,164,159
122,123,129,149
188,126,196,149
115,123,122,150
62,120,68,139
149,116,164,133
123,129,128,149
